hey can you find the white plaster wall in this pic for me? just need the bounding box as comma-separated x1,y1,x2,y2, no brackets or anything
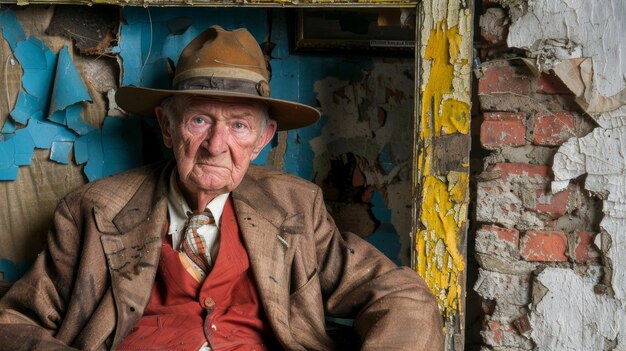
506,0,626,349
530,267,625,350
508,0,626,117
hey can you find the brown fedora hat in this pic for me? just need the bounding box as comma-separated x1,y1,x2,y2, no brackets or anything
115,25,320,131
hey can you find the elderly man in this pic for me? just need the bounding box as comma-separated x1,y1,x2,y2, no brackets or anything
0,26,443,350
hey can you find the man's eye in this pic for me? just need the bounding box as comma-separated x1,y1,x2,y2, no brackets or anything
193,117,205,125
233,122,245,130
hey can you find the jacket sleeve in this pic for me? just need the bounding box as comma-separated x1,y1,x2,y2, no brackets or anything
0,198,81,351
311,187,444,351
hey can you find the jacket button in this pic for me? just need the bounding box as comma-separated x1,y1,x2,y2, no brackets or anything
204,297,215,310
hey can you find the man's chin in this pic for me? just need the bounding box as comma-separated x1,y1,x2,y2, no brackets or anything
191,178,229,192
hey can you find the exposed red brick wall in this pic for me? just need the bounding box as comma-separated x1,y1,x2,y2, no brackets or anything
472,3,600,350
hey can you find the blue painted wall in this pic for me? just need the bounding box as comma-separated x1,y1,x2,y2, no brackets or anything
0,7,408,283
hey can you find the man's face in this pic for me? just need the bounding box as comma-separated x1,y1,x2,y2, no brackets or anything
156,96,276,201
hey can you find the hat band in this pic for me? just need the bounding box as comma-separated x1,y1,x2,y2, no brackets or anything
176,76,271,97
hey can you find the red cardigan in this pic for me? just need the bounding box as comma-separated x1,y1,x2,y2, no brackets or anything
118,198,276,351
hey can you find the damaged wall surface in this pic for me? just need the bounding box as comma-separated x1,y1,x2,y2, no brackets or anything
0,5,417,302
474,0,625,350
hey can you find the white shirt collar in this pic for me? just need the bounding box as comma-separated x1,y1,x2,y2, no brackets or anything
166,170,229,249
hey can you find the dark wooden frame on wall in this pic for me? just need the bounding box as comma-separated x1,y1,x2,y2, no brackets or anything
290,8,414,55
0,1,472,350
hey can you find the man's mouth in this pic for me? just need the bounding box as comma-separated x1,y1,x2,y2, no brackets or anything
196,162,226,169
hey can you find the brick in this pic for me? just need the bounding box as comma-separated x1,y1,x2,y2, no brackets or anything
481,120,526,149
536,72,572,94
533,111,576,146
491,162,550,181
477,182,522,228
520,230,567,262
482,317,533,348
535,188,571,218
476,225,519,259
483,112,525,121
574,231,601,264
483,320,505,346
478,64,531,95
474,269,531,305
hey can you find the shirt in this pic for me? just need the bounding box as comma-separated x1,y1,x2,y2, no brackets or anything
167,170,230,253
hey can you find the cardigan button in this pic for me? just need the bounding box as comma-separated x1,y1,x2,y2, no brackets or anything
204,297,216,311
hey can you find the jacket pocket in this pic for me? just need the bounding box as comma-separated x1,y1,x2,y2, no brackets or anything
290,268,318,299
289,272,338,350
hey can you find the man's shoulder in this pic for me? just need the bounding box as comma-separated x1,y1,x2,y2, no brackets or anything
240,165,321,214
246,164,318,191
64,162,167,206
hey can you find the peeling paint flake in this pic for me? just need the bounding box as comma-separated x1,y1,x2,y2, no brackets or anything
508,0,626,116
0,10,26,50
49,46,92,118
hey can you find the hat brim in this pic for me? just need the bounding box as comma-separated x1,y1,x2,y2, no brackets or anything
115,86,320,131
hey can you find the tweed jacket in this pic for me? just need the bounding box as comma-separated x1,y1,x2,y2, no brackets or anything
0,162,443,350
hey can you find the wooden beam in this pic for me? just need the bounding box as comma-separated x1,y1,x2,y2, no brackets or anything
413,0,473,349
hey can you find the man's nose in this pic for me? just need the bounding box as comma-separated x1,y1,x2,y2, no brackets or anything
203,124,228,154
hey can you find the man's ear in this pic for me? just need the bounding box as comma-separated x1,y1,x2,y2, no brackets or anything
155,105,173,148
251,120,277,160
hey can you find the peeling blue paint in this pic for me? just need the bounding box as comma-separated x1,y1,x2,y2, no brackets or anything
12,36,56,124
377,143,396,174
10,91,41,125
49,46,92,119
0,9,25,50
367,189,402,265
0,9,116,181
1,119,16,134
74,116,143,181
270,10,373,181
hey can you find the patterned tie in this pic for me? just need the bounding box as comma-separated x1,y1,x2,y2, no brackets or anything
179,210,218,280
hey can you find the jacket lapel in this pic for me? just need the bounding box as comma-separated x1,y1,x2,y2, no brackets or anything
233,175,303,348
94,164,170,350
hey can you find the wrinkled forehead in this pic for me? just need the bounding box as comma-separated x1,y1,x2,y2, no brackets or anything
165,95,268,120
